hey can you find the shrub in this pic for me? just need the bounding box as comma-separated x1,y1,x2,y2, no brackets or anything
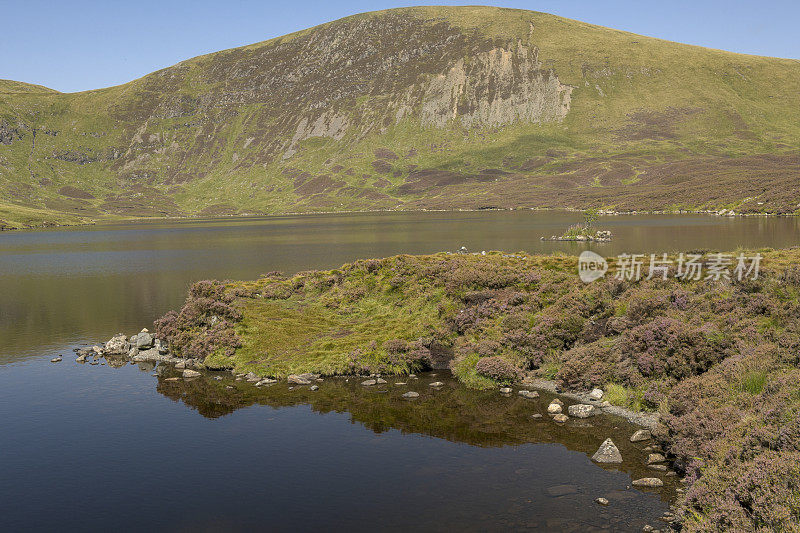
475,356,519,382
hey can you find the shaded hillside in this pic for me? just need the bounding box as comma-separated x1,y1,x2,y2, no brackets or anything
1,6,799,228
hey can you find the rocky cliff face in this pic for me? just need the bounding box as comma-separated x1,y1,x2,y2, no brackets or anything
0,6,798,228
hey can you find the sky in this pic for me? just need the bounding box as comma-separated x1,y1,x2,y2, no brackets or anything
2,0,799,93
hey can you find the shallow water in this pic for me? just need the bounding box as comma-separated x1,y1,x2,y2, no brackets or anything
1,210,795,531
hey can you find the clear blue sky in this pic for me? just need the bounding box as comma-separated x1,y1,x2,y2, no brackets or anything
2,0,798,93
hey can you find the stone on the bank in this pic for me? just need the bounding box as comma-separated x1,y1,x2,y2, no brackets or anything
632,478,664,487
361,379,377,386
592,438,623,463
402,391,419,398
553,414,568,423
288,374,312,385
567,404,596,418
547,402,562,415
647,453,666,465
630,429,652,442
183,369,201,378
104,334,130,355
588,388,604,401
154,338,169,355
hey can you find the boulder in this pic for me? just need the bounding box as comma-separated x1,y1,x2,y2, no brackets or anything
547,402,563,415
154,338,169,355
567,404,596,418
104,334,130,355
588,388,604,401
630,429,652,442
132,348,173,363
402,391,419,398
632,478,664,487
592,438,623,463
288,374,313,385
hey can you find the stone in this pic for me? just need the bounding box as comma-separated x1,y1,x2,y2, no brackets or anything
402,391,420,398
630,429,652,442
104,334,129,354
551,398,564,406
553,414,568,423
632,478,664,488
154,338,169,354
394,382,407,386
183,369,201,378
50,356,62,363
545,484,577,497
128,346,139,358
429,381,444,387
595,497,609,506
361,379,377,386
76,354,87,363
288,374,312,385
309,385,319,391
648,464,668,472
136,330,154,349
92,345,104,354
518,390,539,399
376,378,387,384
567,404,596,418
547,402,563,415
599,401,612,407
132,348,172,363
256,378,277,386
531,414,543,419
647,453,666,465
592,438,623,463
588,388,604,401
175,361,186,370
499,387,512,394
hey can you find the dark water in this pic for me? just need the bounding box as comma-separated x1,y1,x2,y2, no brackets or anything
1,211,796,531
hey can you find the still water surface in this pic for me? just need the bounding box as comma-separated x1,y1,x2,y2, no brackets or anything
1,211,797,531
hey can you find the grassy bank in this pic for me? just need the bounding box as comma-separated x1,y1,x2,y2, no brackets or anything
154,249,800,530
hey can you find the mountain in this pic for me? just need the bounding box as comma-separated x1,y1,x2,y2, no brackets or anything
1,6,799,229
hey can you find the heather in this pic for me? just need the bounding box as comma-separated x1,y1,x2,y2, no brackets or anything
155,248,800,529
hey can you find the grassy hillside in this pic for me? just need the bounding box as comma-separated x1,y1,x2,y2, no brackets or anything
1,6,799,228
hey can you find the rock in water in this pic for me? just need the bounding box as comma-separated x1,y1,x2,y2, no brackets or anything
309,385,319,391
632,478,664,487
361,379,377,386
256,378,277,386
553,414,568,423
630,429,652,442
50,356,62,363
592,438,623,463
595,497,609,506
499,387,512,394
104,334,130,355
376,378,387,384
402,391,419,398
288,374,312,385
429,381,444,387
547,402,563,414
567,404,596,418
518,390,539,398
136,330,154,349
183,369,201,378
647,453,666,464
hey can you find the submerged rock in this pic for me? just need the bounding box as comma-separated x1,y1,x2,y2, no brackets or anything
256,378,277,386
429,381,444,387
592,438,623,463
361,379,377,386
518,390,539,398
402,391,419,398
630,429,652,442
647,453,666,465
567,404,596,418
376,378,387,384
183,369,201,378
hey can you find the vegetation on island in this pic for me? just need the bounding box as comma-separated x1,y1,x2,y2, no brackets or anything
154,247,800,530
